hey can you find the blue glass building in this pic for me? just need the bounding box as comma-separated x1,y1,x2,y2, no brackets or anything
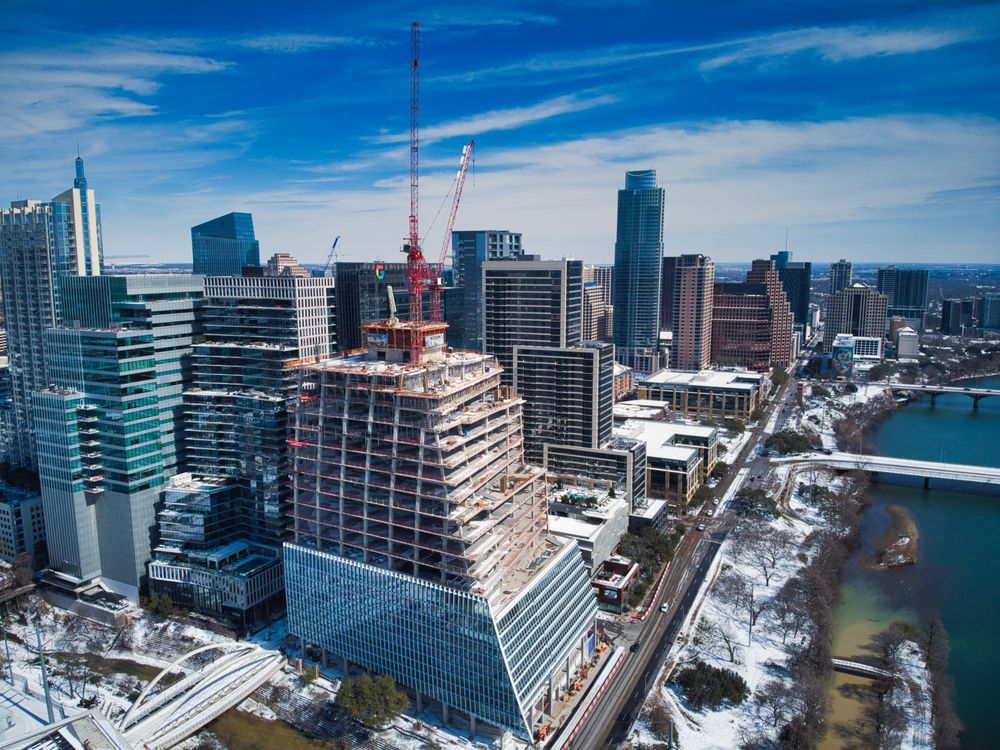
612,170,665,373
191,212,260,276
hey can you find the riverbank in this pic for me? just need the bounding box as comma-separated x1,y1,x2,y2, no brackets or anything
874,504,919,568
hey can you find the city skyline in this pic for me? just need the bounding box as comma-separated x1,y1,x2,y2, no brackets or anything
2,1,998,266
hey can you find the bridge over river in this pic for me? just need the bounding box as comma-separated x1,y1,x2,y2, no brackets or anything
773,451,1000,488
870,381,1000,408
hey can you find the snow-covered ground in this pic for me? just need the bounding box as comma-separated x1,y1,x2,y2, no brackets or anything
896,641,934,750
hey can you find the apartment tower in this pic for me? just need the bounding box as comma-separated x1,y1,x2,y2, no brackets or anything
669,254,715,371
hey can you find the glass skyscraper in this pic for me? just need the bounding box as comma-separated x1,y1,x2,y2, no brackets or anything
191,212,260,276
612,170,665,373
452,230,524,350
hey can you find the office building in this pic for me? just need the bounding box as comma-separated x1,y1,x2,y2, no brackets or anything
981,293,1000,329
659,255,677,331
452,230,524,350
669,254,715,371
583,265,613,306
613,170,664,372
482,256,583,386
0,483,45,565
823,283,888,349
0,157,104,468
284,320,597,740
877,266,928,330
940,298,976,336
513,342,613,464
0,328,6,355
33,276,203,598
546,478,629,572
191,212,260,276
896,327,919,359
265,252,310,278
711,259,793,371
829,259,853,294
637,369,764,420
770,250,813,326
147,275,332,627
334,261,410,352
612,402,720,481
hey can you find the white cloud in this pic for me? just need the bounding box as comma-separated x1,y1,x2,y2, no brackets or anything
234,33,377,53
369,93,617,144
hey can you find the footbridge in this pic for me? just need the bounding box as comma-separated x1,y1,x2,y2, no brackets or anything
117,642,286,749
773,452,1000,487
871,381,1000,408
831,658,893,680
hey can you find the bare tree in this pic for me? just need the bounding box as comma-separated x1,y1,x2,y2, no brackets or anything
869,623,910,698
718,624,743,664
717,571,769,643
755,679,799,728
772,582,808,644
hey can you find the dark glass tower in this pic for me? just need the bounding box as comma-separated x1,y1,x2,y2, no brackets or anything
770,250,813,326
612,170,664,373
191,212,260,276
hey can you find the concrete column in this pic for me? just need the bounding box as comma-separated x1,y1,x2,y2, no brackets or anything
341,655,349,673
442,703,450,724
470,714,476,739
416,691,423,714
547,678,555,713
321,648,329,668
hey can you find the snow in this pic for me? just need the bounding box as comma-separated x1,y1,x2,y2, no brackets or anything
896,641,934,750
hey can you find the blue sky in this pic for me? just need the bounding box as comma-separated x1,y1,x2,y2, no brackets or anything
2,1,998,265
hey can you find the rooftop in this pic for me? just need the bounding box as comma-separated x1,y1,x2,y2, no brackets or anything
639,368,763,391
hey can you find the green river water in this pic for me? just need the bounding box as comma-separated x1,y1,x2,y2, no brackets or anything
821,375,1000,749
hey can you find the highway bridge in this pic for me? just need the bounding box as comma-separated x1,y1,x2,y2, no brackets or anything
871,381,1000,408
774,451,1000,487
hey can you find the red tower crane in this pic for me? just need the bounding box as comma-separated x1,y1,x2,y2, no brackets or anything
429,139,474,323
403,20,435,328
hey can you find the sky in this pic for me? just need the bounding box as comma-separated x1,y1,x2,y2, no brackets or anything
1,0,998,266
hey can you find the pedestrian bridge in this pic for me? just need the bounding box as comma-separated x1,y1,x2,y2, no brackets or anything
831,658,893,680
871,381,1000,408
117,642,286,749
773,452,1000,486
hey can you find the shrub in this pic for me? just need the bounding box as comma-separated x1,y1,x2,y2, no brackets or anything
674,659,749,709
764,430,814,455
336,673,409,729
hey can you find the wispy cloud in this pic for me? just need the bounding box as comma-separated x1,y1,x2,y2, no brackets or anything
234,33,378,53
700,24,978,70
369,93,617,144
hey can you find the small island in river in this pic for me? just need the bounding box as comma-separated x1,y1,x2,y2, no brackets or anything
875,504,920,567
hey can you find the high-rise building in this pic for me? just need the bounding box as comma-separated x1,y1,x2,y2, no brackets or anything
33,275,203,597
452,230,524,349
829,259,852,294
981,293,1000,329
0,157,104,468
147,274,335,626
583,265,613,306
877,266,928,330
513,341,614,464
770,250,812,326
940,298,975,335
191,212,260,276
334,261,409,352
0,483,45,565
669,254,715,371
265,252,310,278
660,255,677,331
582,283,612,342
283,321,597,740
482,256,583,386
823,283,887,349
711,260,793,371
613,170,664,372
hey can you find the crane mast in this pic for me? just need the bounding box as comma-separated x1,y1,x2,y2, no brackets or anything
430,139,474,322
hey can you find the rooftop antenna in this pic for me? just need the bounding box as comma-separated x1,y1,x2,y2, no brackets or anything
784,227,788,252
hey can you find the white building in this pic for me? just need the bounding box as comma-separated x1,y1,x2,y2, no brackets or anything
896,326,920,360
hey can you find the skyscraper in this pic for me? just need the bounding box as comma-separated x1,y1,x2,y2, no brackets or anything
334,261,410,352
582,282,612,342
829,259,853,294
823,283,888,349
482,256,583,386
613,170,664,373
770,250,812,327
191,212,260,276
940,298,975,335
670,254,715,371
452,230,524,350
660,255,678,331
0,157,104,468
877,266,929,330
34,275,203,597
711,260,794,371
283,321,597,740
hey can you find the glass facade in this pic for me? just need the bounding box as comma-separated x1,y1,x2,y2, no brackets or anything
285,540,596,738
613,170,664,367
191,212,260,276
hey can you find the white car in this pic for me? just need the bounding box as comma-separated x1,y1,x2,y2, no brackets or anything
706,510,714,517
660,603,669,613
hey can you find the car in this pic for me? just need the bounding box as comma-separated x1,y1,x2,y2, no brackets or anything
711,498,719,505
660,602,669,613
696,523,706,532
629,642,641,653
706,510,714,517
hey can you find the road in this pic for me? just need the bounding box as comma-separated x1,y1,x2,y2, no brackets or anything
564,365,803,748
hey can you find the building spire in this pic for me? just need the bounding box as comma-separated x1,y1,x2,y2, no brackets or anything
74,148,87,190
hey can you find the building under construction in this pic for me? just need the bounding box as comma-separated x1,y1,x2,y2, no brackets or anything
283,320,597,739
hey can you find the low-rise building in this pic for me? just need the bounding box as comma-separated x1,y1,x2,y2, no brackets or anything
637,369,764,420
614,412,719,480
613,362,634,401
592,555,640,613
896,327,919,360
546,478,630,572
615,421,702,507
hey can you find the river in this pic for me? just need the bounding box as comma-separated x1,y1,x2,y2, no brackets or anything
821,375,1000,750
